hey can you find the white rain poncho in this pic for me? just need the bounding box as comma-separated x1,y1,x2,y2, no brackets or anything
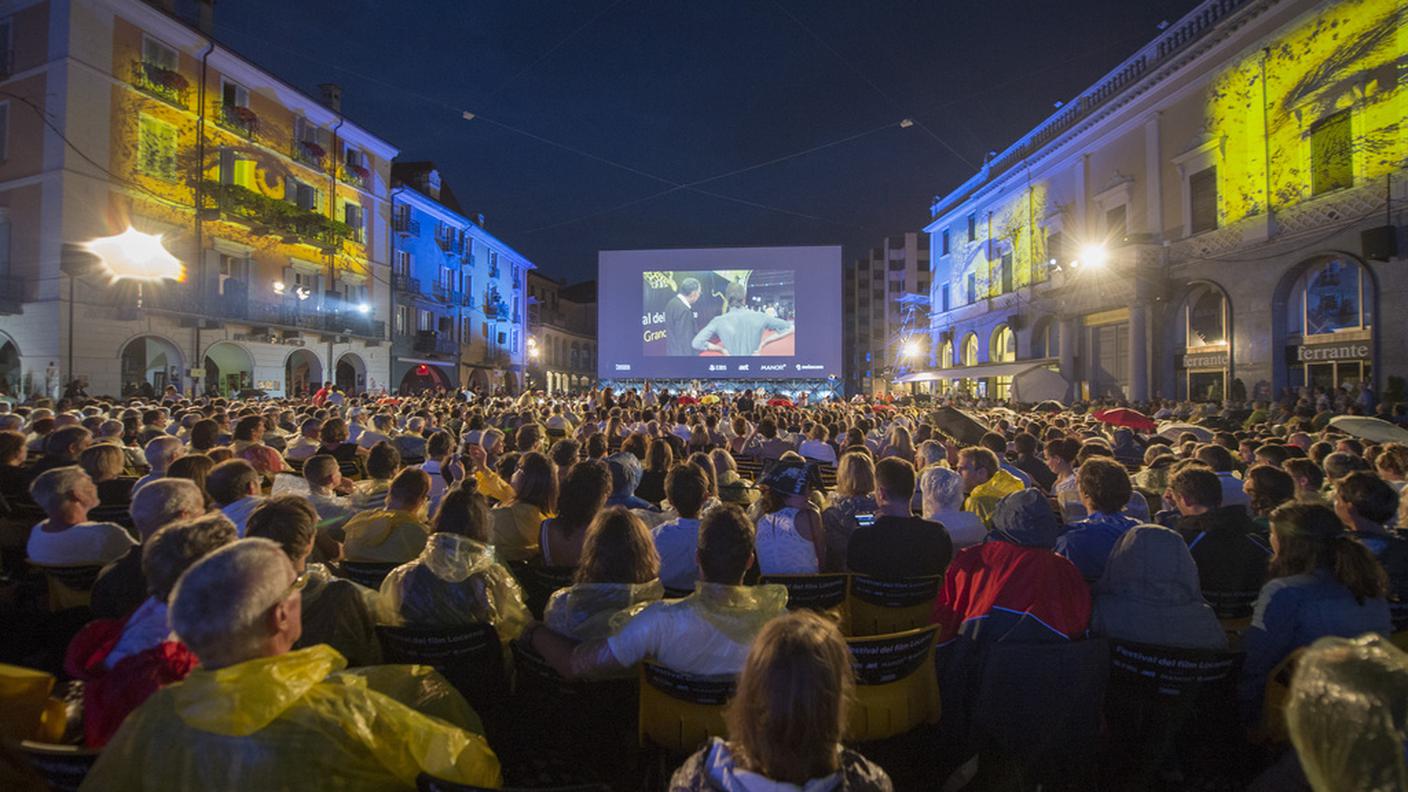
378,532,531,642
1286,634,1408,792
543,579,664,641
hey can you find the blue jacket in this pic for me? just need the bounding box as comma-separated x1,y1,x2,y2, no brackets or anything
1238,568,1392,720
1054,512,1140,582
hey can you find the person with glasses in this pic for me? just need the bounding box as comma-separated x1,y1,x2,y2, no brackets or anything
84,538,501,790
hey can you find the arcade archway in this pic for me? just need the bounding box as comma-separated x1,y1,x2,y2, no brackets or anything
284,348,322,398
119,335,184,398
398,363,451,394
336,353,366,394
0,336,20,398
202,342,253,397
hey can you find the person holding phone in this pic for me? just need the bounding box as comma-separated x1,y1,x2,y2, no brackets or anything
846,458,952,579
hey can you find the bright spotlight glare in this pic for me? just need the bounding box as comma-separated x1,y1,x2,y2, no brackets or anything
85,227,185,283
901,341,920,358
1078,243,1109,268
356,303,371,314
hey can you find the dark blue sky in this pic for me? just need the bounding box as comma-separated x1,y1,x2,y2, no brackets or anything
215,0,1202,284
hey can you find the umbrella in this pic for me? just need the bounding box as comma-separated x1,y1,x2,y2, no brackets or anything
1093,408,1157,433
1034,400,1064,413
931,406,990,446
870,404,895,413
1013,367,1069,404
675,395,699,406
1157,422,1214,443
1327,416,1408,445
767,398,794,408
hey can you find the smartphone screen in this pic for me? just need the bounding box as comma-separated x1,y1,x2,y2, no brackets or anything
854,513,876,527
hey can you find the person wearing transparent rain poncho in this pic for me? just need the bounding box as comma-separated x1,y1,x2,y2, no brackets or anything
1283,634,1408,792
378,483,532,643
543,506,664,641
81,539,501,790
526,503,788,679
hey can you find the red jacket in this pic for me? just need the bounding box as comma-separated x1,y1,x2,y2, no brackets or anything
932,541,1091,645
65,618,198,747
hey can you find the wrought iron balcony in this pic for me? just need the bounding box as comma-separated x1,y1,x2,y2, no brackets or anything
393,273,421,293
413,331,458,356
214,102,259,139
392,215,420,235
200,182,352,248
131,61,189,107
140,279,384,339
292,138,326,171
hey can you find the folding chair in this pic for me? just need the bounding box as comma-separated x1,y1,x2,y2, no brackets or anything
338,560,399,590
27,563,104,611
760,572,848,614
637,662,735,754
846,574,943,636
506,561,577,620
844,625,941,741
17,741,100,792
376,624,507,717
1258,647,1305,744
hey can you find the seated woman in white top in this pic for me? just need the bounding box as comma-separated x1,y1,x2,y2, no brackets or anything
753,460,825,575
797,424,837,465
919,465,987,549
27,466,137,566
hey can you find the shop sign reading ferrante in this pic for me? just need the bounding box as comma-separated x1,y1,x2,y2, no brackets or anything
1181,350,1229,369
1292,342,1370,363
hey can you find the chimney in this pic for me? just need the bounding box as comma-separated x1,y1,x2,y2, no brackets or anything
319,83,342,113
476,213,486,228
197,0,215,34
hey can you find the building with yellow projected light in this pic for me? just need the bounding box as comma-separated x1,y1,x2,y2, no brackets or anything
914,0,1407,405
0,0,397,398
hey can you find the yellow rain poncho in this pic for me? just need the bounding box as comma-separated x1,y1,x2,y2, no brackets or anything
378,532,532,643
80,645,501,791
544,579,665,640
1286,634,1408,792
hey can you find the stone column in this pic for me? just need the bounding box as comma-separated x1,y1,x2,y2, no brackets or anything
1059,317,1077,402
1129,302,1149,402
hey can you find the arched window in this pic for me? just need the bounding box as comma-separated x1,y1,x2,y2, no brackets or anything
990,325,1016,363
1286,256,1373,337
939,339,953,370
1186,286,1227,347
1031,320,1054,359
961,333,979,367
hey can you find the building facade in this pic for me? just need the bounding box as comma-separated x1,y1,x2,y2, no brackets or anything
389,163,532,394
918,0,1407,404
526,272,596,394
0,0,399,399
843,233,930,396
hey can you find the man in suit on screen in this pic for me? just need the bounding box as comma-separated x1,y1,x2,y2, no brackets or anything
665,277,702,356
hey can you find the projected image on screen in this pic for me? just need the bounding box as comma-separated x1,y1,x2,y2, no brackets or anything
643,270,796,357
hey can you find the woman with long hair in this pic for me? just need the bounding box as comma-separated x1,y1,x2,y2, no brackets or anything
1239,502,1392,720
879,426,913,462
539,460,612,568
490,451,558,562
636,437,673,506
669,610,892,790
543,507,663,640
1243,463,1296,532
821,451,878,571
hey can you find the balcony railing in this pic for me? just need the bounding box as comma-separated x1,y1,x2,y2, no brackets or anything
201,181,353,248
393,216,420,235
292,139,326,171
141,280,385,339
339,164,370,189
413,332,458,356
393,273,421,293
432,282,454,303
131,61,189,107
214,102,259,139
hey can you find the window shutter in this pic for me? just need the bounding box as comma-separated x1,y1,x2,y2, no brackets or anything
218,149,234,185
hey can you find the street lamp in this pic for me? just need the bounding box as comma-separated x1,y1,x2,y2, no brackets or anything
901,340,920,359
84,227,185,284
1075,242,1109,269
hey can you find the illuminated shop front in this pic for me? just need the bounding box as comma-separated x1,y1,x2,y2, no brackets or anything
1282,256,1374,392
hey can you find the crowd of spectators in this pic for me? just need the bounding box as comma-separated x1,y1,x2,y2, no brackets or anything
0,381,1405,790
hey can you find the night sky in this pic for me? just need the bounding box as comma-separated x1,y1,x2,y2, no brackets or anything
214,0,1203,284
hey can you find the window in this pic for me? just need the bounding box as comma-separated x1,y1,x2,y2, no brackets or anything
1289,257,1371,336
941,229,950,255
489,250,499,276
1105,204,1127,242
1189,166,1218,233
1186,287,1226,347
940,339,953,369
393,249,411,277
343,201,363,242
962,333,979,366
221,78,248,108
344,146,364,169
417,309,433,333
216,253,247,295
940,283,950,313
0,101,8,162
137,113,178,181
219,150,255,190
392,203,410,228
1311,110,1353,196
990,251,1012,296
142,35,177,71
438,266,452,290
285,178,317,212
461,317,471,343
966,214,976,242
0,17,13,77
965,272,976,304
991,325,1016,362
395,305,409,336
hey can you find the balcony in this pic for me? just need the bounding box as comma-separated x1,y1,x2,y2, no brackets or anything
393,216,420,236
292,139,326,171
432,282,454,303
413,331,458,356
393,273,421,293
214,102,259,139
131,61,189,108
201,182,353,248
340,164,370,190
460,291,474,308
141,280,385,339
